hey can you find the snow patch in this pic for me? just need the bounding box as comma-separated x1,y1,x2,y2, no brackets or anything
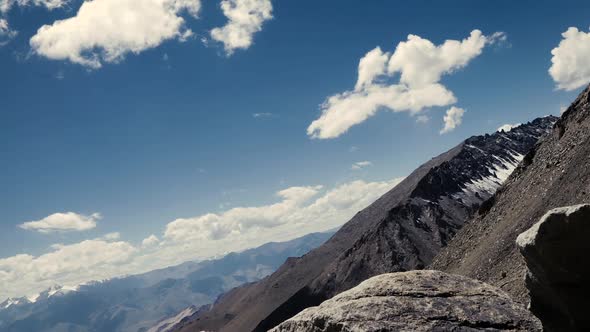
453,151,523,204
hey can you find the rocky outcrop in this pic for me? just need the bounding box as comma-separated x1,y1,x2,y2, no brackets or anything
270,270,542,332
431,84,590,305
516,204,590,332
179,117,556,332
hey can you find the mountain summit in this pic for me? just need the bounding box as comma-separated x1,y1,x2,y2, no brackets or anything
178,116,557,332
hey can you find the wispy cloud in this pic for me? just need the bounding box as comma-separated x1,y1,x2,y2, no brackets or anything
351,161,372,170
252,112,274,118
0,18,16,46
416,115,430,124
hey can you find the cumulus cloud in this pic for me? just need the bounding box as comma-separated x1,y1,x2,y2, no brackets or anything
1,177,404,300
497,123,521,132
141,234,160,247
0,238,137,300
440,106,465,134
355,47,389,91
549,27,590,91
102,232,121,240
211,0,272,54
164,185,323,242
351,161,372,170
19,212,101,233
308,30,503,139
163,178,403,247
29,0,201,68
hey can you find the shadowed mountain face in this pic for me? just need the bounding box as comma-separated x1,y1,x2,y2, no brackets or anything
431,85,590,306
178,116,557,332
0,231,332,332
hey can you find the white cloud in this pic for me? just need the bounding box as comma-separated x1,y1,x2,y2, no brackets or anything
1,177,404,300
142,234,160,247
549,27,590,91
102,232,121,240
0,238,137,300
253,112,273,118
355,47,389,91
211,0,272,54
1,0,69,45
164,185,322,242
0,18,16,45
388,30,488,88
497,123,521,132
351,161,372,170
29,0,201,68
307,30,502,139
440,106,465,134
19,212,101,233
416,115,430,123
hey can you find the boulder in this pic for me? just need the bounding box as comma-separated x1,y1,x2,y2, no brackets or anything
516,204,590,331
270,270,541,332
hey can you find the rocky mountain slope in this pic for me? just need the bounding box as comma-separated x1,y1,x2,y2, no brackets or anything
0,231,332,332
178,116,557,332
431,84,590,306
270,270,542,332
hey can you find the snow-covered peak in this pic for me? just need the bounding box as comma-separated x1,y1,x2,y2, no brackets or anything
27,284,79,303
0,296,31,309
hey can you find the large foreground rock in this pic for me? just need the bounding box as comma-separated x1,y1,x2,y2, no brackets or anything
270,270,542,332
517,204,590,331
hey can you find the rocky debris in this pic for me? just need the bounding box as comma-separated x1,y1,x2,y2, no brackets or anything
270,270,542,332
516,204,590,332
179,117,556,332
431,84,590,305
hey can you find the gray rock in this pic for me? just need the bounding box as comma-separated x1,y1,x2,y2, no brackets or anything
517,204,590,331
270,270,542,332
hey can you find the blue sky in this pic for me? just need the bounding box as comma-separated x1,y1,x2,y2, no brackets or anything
1,0,589,299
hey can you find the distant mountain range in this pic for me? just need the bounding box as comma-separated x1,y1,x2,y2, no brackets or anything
178,116,558,332
0,231,333,332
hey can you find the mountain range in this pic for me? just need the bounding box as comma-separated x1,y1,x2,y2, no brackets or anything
176,115,558,332
0,231,333,332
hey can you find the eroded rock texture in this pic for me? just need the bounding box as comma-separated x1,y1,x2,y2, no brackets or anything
517,204,590,331
270,270,542,332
